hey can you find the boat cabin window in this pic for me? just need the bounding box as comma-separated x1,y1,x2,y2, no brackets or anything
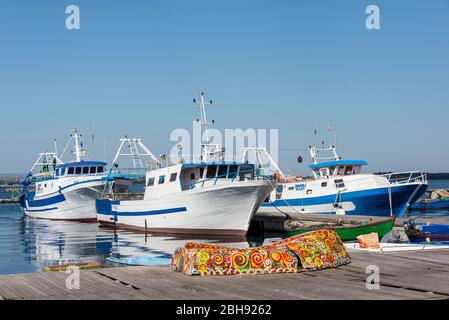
217,165,228,178
75,167,82,175
321,182,327,187
83,167,89,174
190,172,195,180
329,166,336,176
147,177,155,186
199,167,205,179
334,179,345,188
228,165,238,179
55,169,60,177
319,168,329,177
158,175,165,184
344,166,353,175
337,166,345,176
206,165,217,179
90,167,97,174
353,166,361,174
97,166,104,173
239,165,254,181
306,189,312,195
68,167,75,175
60,168,66,176
170,173,178,182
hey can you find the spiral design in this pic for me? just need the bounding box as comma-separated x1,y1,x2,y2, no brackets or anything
232,252,248,268
212,254,224,265
198,264,208,274
304,243,317,252
281,252,294,264
264,258,272,267
250,252,264,267
269,251,281,262
196,251,210,264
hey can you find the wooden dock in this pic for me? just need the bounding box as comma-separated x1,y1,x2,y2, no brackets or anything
1,249,449,300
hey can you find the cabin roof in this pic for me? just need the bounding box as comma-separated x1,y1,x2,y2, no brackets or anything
56,161,107,168
308,160,368,169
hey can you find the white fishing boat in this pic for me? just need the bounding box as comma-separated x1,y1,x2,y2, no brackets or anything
20,129,109,221
96,93,276,236
20,129,133,221
246,132,428,218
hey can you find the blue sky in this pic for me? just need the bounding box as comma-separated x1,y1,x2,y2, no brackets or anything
0,0,448,174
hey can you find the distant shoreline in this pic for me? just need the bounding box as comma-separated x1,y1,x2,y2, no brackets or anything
1,173,449,181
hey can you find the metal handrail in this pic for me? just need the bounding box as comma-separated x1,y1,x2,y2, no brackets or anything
381,171,427,185
189,168,272,189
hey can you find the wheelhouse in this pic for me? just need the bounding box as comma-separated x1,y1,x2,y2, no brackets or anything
309,160,368,179
143,161,257,200
180,162,256,189
54,161,107,178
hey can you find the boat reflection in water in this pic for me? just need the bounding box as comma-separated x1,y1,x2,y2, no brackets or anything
20,216,273,271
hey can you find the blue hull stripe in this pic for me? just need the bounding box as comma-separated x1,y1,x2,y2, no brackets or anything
95,200,187,216
111,207,187,216
27,194,66,207
26,207,58,212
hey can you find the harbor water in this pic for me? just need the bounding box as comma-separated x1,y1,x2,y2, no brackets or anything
0,203,273,275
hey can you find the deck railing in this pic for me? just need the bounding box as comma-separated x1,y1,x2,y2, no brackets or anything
189,168,273,189
381,171,427,185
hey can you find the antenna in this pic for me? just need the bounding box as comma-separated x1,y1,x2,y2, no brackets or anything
54,139,58,158
193,91,214,144
91,134,95,159
72,128,87,162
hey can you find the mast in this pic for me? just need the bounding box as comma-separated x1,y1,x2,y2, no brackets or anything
112,136,159,168
193,91,220,162
309,128,340,165
194,91,213,143
72,128,86,162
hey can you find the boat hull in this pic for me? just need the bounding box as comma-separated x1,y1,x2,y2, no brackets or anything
410,199,449,211
262,182,428,218
96,180,275,236
407,223,449,242
21,181,106,221
286,217,395,241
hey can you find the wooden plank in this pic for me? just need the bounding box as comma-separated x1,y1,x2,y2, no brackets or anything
0,250,448,300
